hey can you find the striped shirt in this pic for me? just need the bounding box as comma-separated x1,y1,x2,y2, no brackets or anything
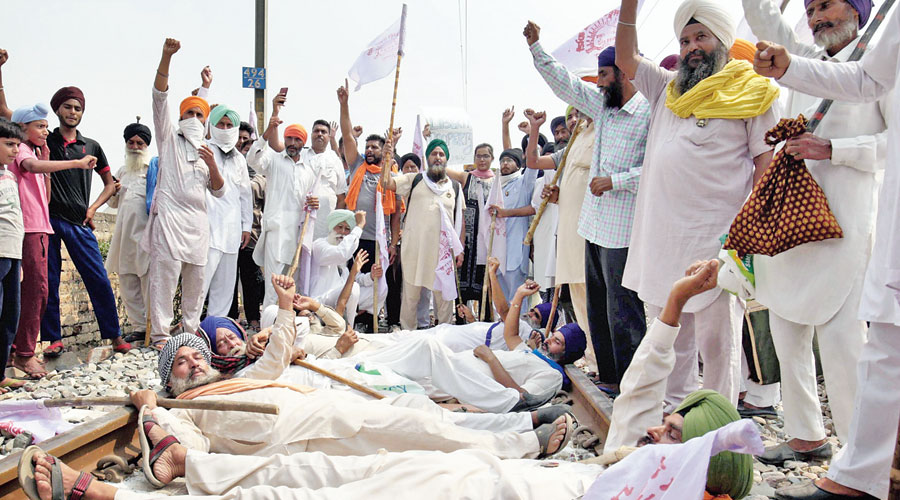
530,42,650,249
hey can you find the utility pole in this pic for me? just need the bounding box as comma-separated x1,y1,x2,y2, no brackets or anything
254,0,267,132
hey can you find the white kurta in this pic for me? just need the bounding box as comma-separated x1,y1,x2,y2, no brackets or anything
247,137,316,266
105,165,150,277
142,88,225,265
776,11,900,326
302,148,349,240
308,227,362,300
530,175,558,289
205,143,252,254
745,0,890,325
623,59,779,311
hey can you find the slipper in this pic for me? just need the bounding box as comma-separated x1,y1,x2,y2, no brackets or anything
0,378,26,391
113,342,133,354
42,341,64,358
17,445,94,500
532,404,574,428
150,339,168,352
122,332,145,344
138,405,180,488
536,413,574,458
510,391,557,412
737,403,779,419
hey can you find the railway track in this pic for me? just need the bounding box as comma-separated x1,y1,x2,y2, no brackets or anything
0,366,615,499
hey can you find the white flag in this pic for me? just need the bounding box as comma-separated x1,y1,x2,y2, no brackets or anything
0,400,75,443
412,115,425,171
584,419,764,500
375,190,390,298
478,169,506,272
348,5,408,91
550,0,645,78
247,101,258,140
434,203,464,301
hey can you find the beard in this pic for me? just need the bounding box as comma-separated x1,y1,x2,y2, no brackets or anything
365,152,383,165
537,341,564,363
285,145,301,158
426,163,446,182
813,16,857,51
169,367,223,396
674,41,729,95
124,149,150,173
522,313,541,330
637,434,655,447
602,78,625,108
326,230,345,245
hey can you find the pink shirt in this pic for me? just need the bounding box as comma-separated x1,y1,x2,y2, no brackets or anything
9,142,53,234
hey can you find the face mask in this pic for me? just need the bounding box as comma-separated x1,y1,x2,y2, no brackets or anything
178,117,205,149
209,126,239,153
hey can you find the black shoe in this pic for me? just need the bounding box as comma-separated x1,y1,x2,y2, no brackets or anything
737,402,778,418
775,480,876,500
759,441,833,465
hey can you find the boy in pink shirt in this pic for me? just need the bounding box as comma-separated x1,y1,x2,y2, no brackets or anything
9,103,94,378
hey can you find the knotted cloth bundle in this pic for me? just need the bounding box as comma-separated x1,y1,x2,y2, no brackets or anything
724,115,842,256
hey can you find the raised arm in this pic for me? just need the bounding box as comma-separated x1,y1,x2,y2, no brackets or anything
487,257,509,318
337,79,359,167
501,106,514,151
21,154,96,174
0,49,11,120
241,274,298,380
614,0,641,79
336,249,367,316
503,280,541,351
154,39,179,92
524,109,557,170
265,92,286,152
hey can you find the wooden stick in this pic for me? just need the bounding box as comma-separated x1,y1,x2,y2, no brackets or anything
479,213,497,322
293,358,385,400
43,397,280,415
144,317,151,348
545,284,561,333
524,118,584,245
288,212,312,279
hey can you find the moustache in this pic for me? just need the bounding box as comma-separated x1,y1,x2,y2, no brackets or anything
637,434,654,447
814,21,834,34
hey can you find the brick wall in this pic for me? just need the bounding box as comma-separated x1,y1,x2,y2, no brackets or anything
57,212,129,345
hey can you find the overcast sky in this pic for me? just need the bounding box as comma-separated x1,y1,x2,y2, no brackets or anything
2,0,877,202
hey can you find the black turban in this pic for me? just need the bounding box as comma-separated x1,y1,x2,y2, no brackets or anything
123,122,152,146
399,152,422,171
521,132,547,153
499,148,524,169
550,116,567,133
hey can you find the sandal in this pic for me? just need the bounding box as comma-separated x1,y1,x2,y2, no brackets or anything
150,339,168,352
138,405,180,488
0,378,26,393
536,413,574,458
42,341,64,358
532,404,574,429
12,356,48,380
18,445,94,500
113,342,133,354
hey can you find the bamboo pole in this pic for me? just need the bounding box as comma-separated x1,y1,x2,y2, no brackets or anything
293,359,385,400
545,284,561,333
524,118,584,245
288,212,312,279
43,397,280,415
479,214,497,321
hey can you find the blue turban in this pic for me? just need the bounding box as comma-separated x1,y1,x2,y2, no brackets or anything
558,322,587,365
597,46,616,69
11,103,50,124
199,316,244,352
805,0,872,27
532,302,560,330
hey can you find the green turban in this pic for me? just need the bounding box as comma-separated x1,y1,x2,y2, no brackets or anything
209,104,241,129
675,390,753,499
327,209,356,231
425,139,450,160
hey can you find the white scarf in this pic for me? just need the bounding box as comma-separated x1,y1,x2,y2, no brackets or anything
500,169,522,188
209,126,239,153
178,118,205,150
422,170,463,237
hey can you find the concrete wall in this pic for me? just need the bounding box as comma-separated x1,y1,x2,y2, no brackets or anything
56,212,130,345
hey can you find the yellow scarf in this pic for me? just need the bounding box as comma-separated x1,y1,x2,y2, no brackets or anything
665,60,779,120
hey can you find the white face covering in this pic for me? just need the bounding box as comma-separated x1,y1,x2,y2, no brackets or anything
209,126,239,153
178,117,205,149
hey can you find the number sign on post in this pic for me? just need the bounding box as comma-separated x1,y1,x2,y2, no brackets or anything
242,67,266,89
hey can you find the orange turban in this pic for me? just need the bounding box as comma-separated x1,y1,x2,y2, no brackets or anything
730,39,756,63
284,124,307,143
179,96,210,119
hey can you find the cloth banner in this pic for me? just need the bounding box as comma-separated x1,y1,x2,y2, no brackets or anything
478,168,506,272
434,203,464,301
296,173,321,295
247,101,258,141
375,190,390,297
550,0,645,78
412,115,425,170
348,5,408,91
584,419,764,499
0,400,76,443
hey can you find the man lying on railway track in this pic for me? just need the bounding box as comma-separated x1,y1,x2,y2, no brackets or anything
18,260,756,500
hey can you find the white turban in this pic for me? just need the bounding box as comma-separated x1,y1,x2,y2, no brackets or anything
673,0,736,50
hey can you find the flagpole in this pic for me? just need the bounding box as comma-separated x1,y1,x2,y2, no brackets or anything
288,212,312,278
524,117,584,245
375,4,408,334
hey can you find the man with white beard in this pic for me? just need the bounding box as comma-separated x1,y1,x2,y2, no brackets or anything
740,0,888,467
144,38,225,349
105,122,155,339
382,139,463,329
202,105,252,317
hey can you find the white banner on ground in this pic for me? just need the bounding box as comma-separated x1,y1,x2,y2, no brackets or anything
348,5,408,91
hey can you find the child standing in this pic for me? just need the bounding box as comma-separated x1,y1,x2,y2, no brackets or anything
0,118,26,392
